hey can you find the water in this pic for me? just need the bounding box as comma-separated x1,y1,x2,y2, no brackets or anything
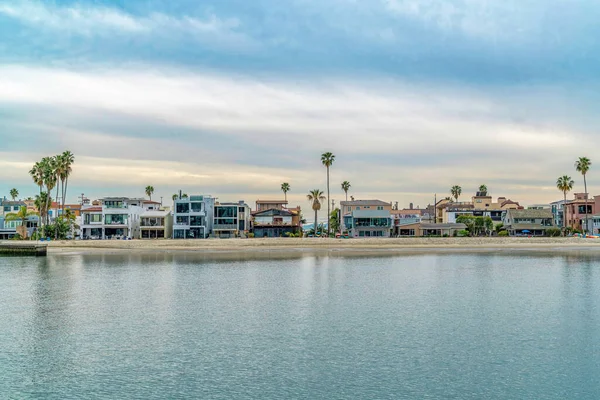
1,251,600,399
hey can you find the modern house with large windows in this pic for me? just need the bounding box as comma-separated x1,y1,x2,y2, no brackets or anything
213,201,252,238
80,197,161,240
173,195,215,239
340,199,392,237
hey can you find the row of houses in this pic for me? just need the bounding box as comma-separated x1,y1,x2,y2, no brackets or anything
2,189,600,239
78,197,303,240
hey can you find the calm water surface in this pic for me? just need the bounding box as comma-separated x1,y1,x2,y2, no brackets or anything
1,251,600,399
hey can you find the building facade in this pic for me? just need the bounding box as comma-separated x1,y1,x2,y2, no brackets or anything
502,209,555,236
80,198,160,240
341,200,392,237
563,193,600,232
173,195,215,239
213,201,252,238
252,200,302,238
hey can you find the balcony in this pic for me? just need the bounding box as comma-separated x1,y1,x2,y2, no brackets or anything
213,224,238,230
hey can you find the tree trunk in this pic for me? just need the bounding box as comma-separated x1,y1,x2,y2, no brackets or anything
563,191,567,236
326,167,330,236
55,184,60,240
584,175,589,235
314,208,318,236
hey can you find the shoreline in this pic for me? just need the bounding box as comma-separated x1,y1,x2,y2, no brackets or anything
42,237,600,256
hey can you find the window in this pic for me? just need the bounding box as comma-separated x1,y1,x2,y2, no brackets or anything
365,206,371,209
377,206,384,210
356,207,361,210
174,229,186,239
176,216,189,225
91,214,102,223
105,215,127,225
176,203,190,213
190,202,203,212
190,216,204,226
3,206,10,212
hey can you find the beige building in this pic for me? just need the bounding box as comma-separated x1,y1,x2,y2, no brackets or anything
437,191,522,224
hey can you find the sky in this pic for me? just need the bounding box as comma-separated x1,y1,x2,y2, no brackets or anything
1,0,600,213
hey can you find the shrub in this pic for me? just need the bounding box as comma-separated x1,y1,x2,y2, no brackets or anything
457,230,469,237
498,231,509,237
247,233,255,238
545,227,561,237
443,233,449,237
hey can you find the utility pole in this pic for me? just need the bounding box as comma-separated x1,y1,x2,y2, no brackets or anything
434,193,437,224
79,193,85,206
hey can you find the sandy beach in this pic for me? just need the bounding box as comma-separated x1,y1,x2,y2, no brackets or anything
45,237,600,255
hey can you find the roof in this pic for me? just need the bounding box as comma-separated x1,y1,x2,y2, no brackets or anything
252,208,294,216
143,200,161,204
2,201,26,206
82,207,103,212
506,209,553,219
340,200,391,206
501,199,521,207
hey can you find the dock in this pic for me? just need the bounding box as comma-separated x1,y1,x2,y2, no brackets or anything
0,242,48,256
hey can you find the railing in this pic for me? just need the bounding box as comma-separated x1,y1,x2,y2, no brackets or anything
213,224,238,230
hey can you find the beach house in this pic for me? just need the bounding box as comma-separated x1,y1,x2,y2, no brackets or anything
213,201,252,238
80,197,162,240
502,209,555,236
340,200,392,237
172,195,215,239
251,200,302,238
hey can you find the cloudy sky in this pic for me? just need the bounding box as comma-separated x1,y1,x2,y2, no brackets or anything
1,0,599,212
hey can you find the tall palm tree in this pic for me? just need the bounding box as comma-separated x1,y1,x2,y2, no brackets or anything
478,184,488,195
29,162,45,231
60,150,75,211
575,157,592,234
9,188,18,201
341,181,351,201
307,189,326,236
556,175,574,233
145,185,155,201
34,192,51,232
321,152,335,235
450,185,462,202
42,157,57,227
281,183,290,202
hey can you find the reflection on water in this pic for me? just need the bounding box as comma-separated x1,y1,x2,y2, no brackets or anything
1,252,600,399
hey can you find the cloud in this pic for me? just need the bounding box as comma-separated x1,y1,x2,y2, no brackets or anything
0,64,597,208
0,1,256,50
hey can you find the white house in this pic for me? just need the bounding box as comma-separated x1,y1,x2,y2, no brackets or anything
80,197,163,240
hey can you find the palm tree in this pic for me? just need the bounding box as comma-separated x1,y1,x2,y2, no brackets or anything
35,192,51,225
60,150,75,211
321,152,335,235
556,175,574,233
172,193,179,201
29,162,44,230
145,185,155,201
450,185,462,202
341,181,351,201
5,206,37,239
281,183,290,202
575,157,592,234
307,189,326,236
9,188,18,201
41,157,57,227
181,193,188,199
478,184,488,195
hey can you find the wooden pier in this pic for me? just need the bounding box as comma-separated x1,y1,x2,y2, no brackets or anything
0,242,48,256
